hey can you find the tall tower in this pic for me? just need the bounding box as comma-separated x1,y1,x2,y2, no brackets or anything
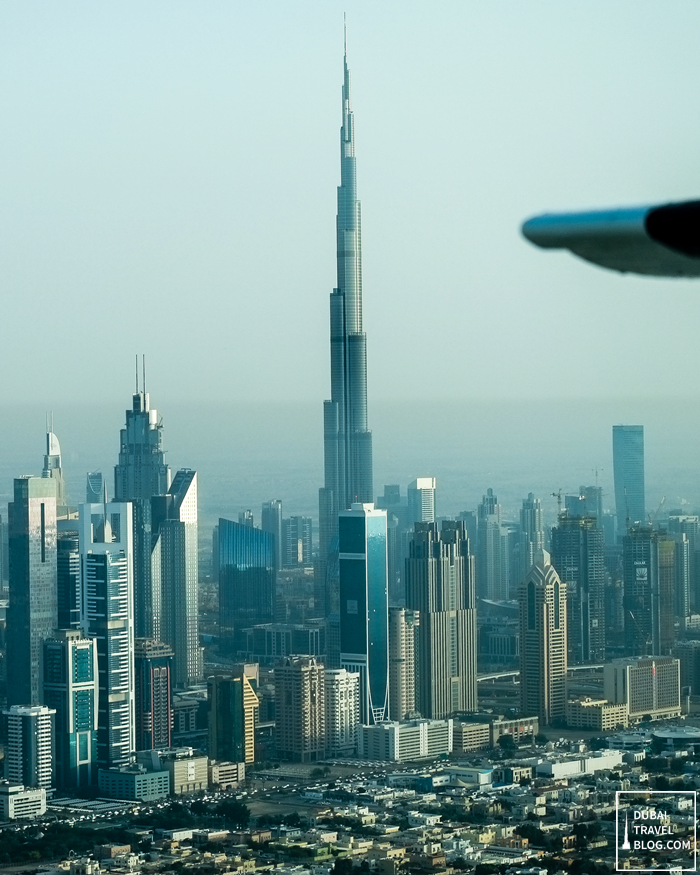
405,521,477,719
519,493,545,580
275,656,326,763
3,705,56,791
622,526,675,656
208,671,259,765
388,607,419,721
80,501,135,770
319,41,373,561
7,476,58,707
339,504,388,724
152,469,202,687
612,425,645,536
477,488,508,601
407,478,437,526
134,638,173,752
550,514,606,664
42,425,67,510
519,550,567,726
114,383,170,640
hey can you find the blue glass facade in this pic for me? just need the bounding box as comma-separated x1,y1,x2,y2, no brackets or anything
219,518,275,650
339,505,388,724
613,425,645,535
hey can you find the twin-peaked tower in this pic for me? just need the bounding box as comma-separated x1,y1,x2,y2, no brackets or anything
319,45,373,560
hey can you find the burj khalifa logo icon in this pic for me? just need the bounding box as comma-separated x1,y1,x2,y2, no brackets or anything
621,811,631,851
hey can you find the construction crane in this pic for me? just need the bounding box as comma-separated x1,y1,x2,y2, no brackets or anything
551,490,563,516
649,496,666,528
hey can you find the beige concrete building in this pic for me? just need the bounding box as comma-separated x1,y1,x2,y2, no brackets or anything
325,668,360,756
158,748,208,795
519,550,567,726
452,721,491,753
604,656,681,722
208,760,246,789
275,656,325,762
566,697,629,730
388,607,419,721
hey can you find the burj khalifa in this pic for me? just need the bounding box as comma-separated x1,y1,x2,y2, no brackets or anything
319,43,373,560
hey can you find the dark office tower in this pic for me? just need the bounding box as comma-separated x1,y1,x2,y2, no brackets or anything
477,489,508,601
668,515,700,612
519,550,567,726
550,515,606,665
86,472,103,504
519,493,545,581
114,387,170,640
57,532,80,630
42,426,67,510
319,45,373,561
218,519,275,651
613,425,645,535
339,504,388,724
207,672,258,764
623,526,675,656
134,638,173,751
43,630,98,791
282,516,313,567
376,485,409,605
151,469,202,688
7,476,58,707
405,521,477,718
261,500,283,573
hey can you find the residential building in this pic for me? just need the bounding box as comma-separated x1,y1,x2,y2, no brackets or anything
43,630,98,791
672,640,700,694
243,621,325,664
207,671,258,765
80,501,135,770
405,520,477,718
519,550,567,725
275,656,326,762
550,514,606,664
218,518,275,650
359,719,453,762
339,504,389,724
451,722,491,753
3,705,55,791
407,478,437,526
325,668,360,756
565,698,629,731
152,469,202,687
388,607,419,721
318,45,373,561
613,425,645,536
282,516,313,567
134,638,173,751
57,532,80,630
7,476,58,706
477,489,509,601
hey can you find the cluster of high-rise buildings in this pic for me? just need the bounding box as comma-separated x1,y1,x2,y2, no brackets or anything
0,42,697,815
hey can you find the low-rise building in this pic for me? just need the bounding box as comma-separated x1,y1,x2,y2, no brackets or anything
452,721,490,753
566,697,629,730
0,782,46,819
98,764,170,801
209,760,246,789
359,719,452,762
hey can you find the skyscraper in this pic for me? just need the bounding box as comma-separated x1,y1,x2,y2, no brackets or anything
218,519,275,650
152,469,202,687
43,630,98,791
42,426,67,510
57,532,80,630
407,478,437,526
261,500,283,574
477,488,509,601
405,521,477,719
319,45,373,561
519,493,545,581
282,516,313,568
207,670,259,765
86,472,103,504
550,514,606,664
622,526,675,656
80,501,135,770
339,504,389,724
3,705,55,791
275,656,326,763
388,607,419,721
519,550,567,726
7,476,58,707
114,388,170,642
613,425,645,535
325,668,360,756
134,638,173,752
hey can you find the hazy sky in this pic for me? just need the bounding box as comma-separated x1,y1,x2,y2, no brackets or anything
2,2,700,407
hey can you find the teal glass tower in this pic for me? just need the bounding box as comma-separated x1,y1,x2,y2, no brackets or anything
319,42,373,560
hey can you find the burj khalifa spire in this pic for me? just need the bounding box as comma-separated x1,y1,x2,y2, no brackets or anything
319,36,374,560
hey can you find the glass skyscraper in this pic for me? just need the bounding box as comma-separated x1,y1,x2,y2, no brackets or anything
613,424,645,535
319,45,373,561
339,503,388,725
218,518,275,650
